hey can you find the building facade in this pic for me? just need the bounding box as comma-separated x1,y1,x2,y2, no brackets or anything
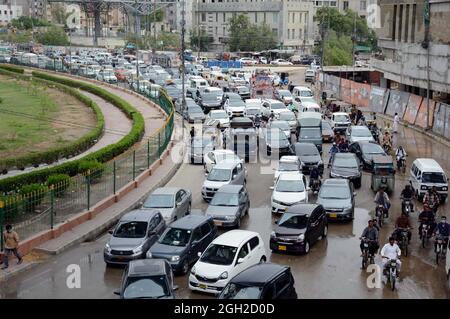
0,1,23,26
193,0,315,52
372,0,450,99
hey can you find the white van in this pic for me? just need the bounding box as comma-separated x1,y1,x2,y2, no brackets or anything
305,69,316,82
409,158,448,202
292,86,313,98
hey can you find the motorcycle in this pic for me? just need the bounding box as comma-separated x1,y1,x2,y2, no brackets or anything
375,204,385,228
311,178,321,195
401,198,413,216
382,142,392,155
420,222,431,248
361,237,375,269
383,258,399,291
397,156,406,174
435,235,448,265
397,229,409,257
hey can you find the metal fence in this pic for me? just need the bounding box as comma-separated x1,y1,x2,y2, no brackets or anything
0,60,174,250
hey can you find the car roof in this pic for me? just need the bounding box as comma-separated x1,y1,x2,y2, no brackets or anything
286,203,319,215
351,125,370,130
294,86,311,91
322,178,349,186
212,149,235,155
170,214,212,229
413,158,444,172
217,184,243,193
229,263,290,286
280,155,299,162
121,209,160,222
278,172,303,180
128,259,168,276
212,161,239,169
246,99,262,103
298,111,322,119
334,153,357,159
265,99,283,104
152,187,180,195
333,112,349,116
212,230,259,247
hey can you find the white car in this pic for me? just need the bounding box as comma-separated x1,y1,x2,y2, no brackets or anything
96,70,118,83
224,100,246,118
271,172,308,214
278,110,298,133
239,57,258,66
270,59,293,66
331,112,351,132
261,99,288,118
203,150,243,173
206,110,230,128
189,230,267,295
274,156,301,182
346,125,375,143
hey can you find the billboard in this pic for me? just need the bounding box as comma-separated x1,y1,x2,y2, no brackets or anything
403,94,423,124
350,82,371,108
385,90,409,117
415,99,436,129
369,86,387,113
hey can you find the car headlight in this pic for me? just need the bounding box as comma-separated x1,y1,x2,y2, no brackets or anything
219,271,228,279
224,215,236,220
317,160,323,165
344,206,353,212
442,187,448,191
190,266,196,275
271,231,276,238
146,251,152,258
421,185,428,190
105,243,111,253
272,199,283,205
297,234,305,242
171,256,180,262
133,245,143,254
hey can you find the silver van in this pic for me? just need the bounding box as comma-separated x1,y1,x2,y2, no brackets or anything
409,158,448,202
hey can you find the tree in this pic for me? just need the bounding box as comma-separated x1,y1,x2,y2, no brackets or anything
228,14,277,51
36,26,70,45
9,16,49,30
190,32,214,52
50,4,67,25
149,32,180,50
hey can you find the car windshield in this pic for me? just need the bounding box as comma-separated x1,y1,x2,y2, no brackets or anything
276,179,304,192
297,145,318,156
221,284,262,299
188,107,204,114
143,194,174,208
361,143,384,154
278,162,299,171
271,121,290,130
210,192,239,206
200,244,237,265
320,185,350,199
267,129,288,141
279,112,296,121
279,91,292,98
123,276,170,299
334,114,349,122
210,111,228,119
203,93,219,101
352,128,372,137
246,108,260,115
271,102,286,110
278,213,308,229
299,128,321,139
229,101,246,107
207,168,231,182
333,156,358,168
228,94,242,101
300,90,313,97
114,221,148,238
159,228,191,246
422,173,446,183
238,87,249,93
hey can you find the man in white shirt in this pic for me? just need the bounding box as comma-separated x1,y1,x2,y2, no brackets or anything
381,236,402,275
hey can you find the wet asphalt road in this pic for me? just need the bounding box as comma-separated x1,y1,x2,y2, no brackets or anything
0,68,449,299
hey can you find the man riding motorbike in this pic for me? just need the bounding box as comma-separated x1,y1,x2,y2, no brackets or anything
328,142,339,167
395,146,407,171
381,236,402,277
393,212,412,243
418,204,436,239
309,165,322,190
433,216,450,253
381,131,392,153
360,220,379,257
374,187,391,217
400,184,414,213
423,187,441,215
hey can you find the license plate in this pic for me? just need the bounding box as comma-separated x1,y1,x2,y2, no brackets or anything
278,245,287,251
329,213,337,218
214,221,222,226
199,284,207,290
116,256,124,260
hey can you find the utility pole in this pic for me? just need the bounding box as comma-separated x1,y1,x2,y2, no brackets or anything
197,26,201,59
423,0,431,130
181,0,186,133
351,12,356,102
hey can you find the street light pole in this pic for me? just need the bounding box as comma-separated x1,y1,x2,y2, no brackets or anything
181,0,186,133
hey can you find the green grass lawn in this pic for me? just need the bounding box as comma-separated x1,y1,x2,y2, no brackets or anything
0,78,79,159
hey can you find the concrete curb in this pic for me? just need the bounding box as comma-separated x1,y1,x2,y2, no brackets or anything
0,261,40,282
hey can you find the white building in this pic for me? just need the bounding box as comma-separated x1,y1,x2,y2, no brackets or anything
313,0,370,21
0,1,23,26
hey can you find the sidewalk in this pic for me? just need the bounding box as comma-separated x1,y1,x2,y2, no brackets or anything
0,115,184,281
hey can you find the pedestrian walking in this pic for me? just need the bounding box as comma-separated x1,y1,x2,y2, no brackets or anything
190,127,195,141
2,224,22,269
393,113,399,133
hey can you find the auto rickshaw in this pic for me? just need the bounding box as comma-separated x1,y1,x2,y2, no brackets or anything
370,155,395,193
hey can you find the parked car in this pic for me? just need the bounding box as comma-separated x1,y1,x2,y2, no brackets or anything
204,149,242,173
206,110,230,128
233,85,251,100
104,210,166,265
114,259,176,299
271,172,308,214
271,59,293,66
274,156,301,182
146,215,217,274
321,120,334,142
261,99,288,119
293,142,324,174
206,185,250,228
189,230,267,295
244,99,263,121
202,161,247,201
225,99,246,118
218,263,297,299
175,97,197,113
304,69,315,82
96,69,118,83
349,141,386,170
330,153,362,188
270,204,328,254
264,128,294,157
239,57,258,65
317,179,356,221
346,125,375,143
142,188,192,224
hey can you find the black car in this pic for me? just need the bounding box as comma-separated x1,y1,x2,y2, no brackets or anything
264,128,294,157
114,259,176,299
218,263,297,299
198,92,223,112
329,153,362,188
270,204,328,254
349,141,386,171
147,215,217,275
294,142,324,174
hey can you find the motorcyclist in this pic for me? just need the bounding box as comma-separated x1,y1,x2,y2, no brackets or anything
328,142,339,167
418,204,436,239
381,131,392,151
357,115,366,126
338,138,349,152
360,220,379,256
309,165,322,189
400,184,414,213
374,187,391,217
254,113,261,128
395,146,407,170
393,212,412,243
423,187,441,215
433,216,450,253
381,236,402,276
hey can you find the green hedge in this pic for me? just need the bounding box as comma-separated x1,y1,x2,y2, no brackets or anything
0,67,145,192
0,64,25,74
0,72,105,172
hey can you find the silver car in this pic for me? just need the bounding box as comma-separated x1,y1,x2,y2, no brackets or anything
316,179,356,221
142,187,192,224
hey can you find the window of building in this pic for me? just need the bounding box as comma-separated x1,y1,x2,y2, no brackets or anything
398,4,403,42
330,1,336,6
215,26,218,35
360,0,366,11
404,4,410,42
223,26,226,35
255,12,258,23
272,28,278,35
263,12,266,22
223,12,225,22
292,29,295,39
216,12,218,22
343,1,349,10
273,12,278,23
392,5,397,40
411,4,416,42
201,13,206,22
288,29,290,39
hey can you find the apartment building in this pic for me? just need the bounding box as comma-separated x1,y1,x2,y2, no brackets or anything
0,1,23,26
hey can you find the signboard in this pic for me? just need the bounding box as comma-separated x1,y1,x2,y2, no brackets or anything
385,90,409,117
403,94,423,124
369,86,386,113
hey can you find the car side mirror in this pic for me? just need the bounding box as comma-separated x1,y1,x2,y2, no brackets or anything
232,174,237,180
108,229,113,235
197,251,202,257
237,257,244,264
353,192,357,197
269,186,274,190
113,290,120,296
148,230,156,236
306,187,311,191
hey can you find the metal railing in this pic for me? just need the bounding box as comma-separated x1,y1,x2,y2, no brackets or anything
0,60,174,250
